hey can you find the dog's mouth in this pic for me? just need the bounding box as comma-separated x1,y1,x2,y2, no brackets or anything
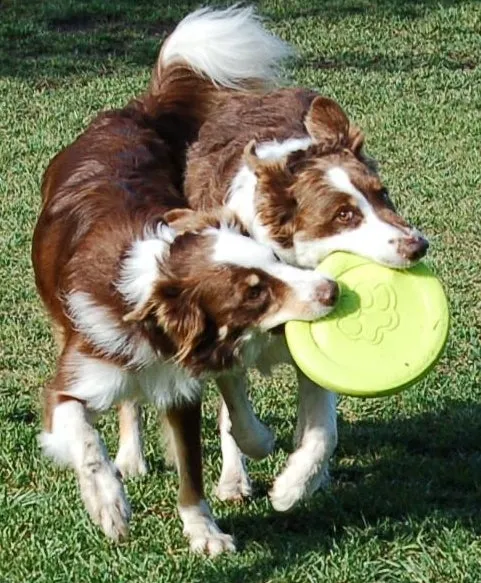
270,324,285,335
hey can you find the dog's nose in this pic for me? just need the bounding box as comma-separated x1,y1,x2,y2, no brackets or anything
316,279,339,306
399,236,429,262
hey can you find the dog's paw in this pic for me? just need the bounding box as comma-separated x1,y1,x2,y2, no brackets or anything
79,463,131,540
269,454,329,512
189,528,236,556
233,419,275,460
215,471,252,502
180,502,236,556
114,444,148,479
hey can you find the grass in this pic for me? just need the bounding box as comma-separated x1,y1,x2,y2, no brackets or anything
0,0,480,581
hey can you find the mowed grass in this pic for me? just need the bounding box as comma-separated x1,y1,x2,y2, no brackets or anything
1,0,480,581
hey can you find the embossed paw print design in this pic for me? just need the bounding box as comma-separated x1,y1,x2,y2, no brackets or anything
337,282,400,345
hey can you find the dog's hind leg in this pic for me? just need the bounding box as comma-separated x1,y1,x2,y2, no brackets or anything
269,370,337,512
114,401,148,478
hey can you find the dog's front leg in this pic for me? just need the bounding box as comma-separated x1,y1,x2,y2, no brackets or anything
166,400,236,555
269,369,337,511
216,374,275,461
40,397,131,540
215,399,253,501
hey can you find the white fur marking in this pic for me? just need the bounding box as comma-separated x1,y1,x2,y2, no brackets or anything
63,348,201,413
118,236,170,309
226,164,258,228
218,325,229,341
255,137,313,160
68,292,156,369
136,361,201,410
211,227,277,269
67,292,123,352
64,351,131,412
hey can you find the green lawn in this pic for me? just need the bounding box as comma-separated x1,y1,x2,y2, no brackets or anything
1,0,480,581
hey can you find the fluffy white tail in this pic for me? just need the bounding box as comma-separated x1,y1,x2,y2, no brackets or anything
158,6,292,89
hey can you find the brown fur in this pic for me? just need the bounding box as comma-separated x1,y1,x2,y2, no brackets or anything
184,89,406,252
32,36,332,544
185,88,317,210
31,44,274,539
165,401,204,507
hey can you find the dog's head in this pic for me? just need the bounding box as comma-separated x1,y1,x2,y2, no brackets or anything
246,96,429,269
121,210,338,375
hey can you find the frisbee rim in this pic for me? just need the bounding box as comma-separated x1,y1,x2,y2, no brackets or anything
285,253,450,398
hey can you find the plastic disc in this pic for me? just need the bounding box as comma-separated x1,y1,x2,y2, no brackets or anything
285,252,449,397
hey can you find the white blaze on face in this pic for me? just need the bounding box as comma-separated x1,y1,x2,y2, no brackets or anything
294,166,425,269
209,227,337,329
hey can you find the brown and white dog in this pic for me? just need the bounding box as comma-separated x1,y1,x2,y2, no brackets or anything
182,89,429,510
183,97,430,509
116,8,429,513
32,8,339,554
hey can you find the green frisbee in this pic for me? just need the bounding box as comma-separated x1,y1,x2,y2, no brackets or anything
285,252,449,397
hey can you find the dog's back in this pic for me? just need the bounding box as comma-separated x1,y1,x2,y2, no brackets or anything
33,5,290,328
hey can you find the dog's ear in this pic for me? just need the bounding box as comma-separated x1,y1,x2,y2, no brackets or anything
163,208,196,232
256,171,298,249
243,141,297,248
123,280,205,361
123,299,156,323
244,140,262,173
304,96,350,150
347,124,379,172
243,140,287,176
157,281,245,373
347,124,365,155
153,280,206,365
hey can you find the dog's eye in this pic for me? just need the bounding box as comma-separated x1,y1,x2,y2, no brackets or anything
246,285,263,301
374,188,391,204
336,208,354,223
377,188,395,210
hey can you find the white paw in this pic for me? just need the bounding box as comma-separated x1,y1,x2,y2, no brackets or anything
180,501,236,556
79,462,131,540
215,471,252,502
114,445,148,479
233,419,275,460
269,453,329,512
188,527,236,556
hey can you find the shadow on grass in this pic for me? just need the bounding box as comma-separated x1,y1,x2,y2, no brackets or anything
211,399,481,579
7,389,481,577
0,0,475,83
298,53,478,73
266,0,472,21
0,0,202,82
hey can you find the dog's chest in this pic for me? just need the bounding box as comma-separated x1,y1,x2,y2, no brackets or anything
135,362,202,409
